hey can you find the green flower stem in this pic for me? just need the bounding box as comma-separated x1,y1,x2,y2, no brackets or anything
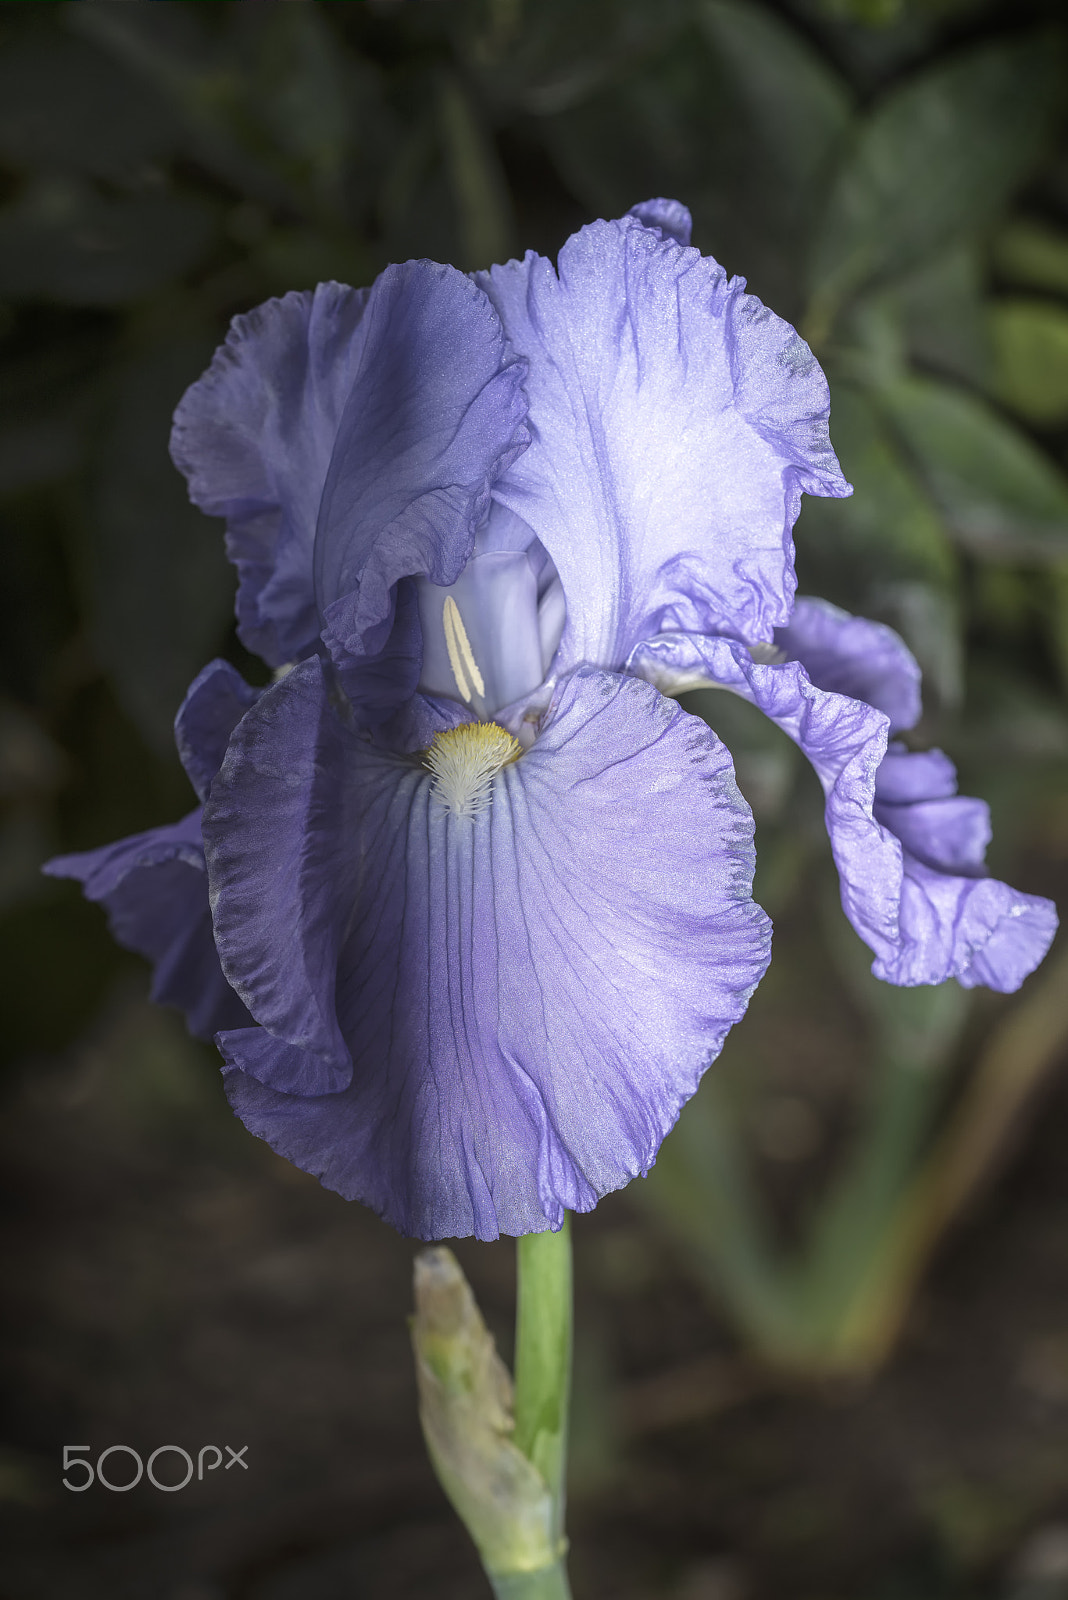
489,1559,573,1600
513,1214,573,1554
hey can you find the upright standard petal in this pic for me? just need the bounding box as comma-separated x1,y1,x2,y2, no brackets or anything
478,209,850,676
44,812,250,1040
204,659,771,1241
313,262,529,673
627,198,693,245
170,282,370,667
171,264,529,674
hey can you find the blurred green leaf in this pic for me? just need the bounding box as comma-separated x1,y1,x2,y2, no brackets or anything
437,73,514,270
797,382,963,704
247,226,371,298
0,27,180,181
992,218,1068,298
989,300,1068,426
797,384,956,586
0,178,217,307
0,887,123,1067
85,334,235,754
68,1,300,214
1044,562,1068,699
877,581,964,713
469,0,687,117
537,31,710,224
542,3,850,316
0,332,106,498
818,0,907,25
884,245,990,387
877,374,1068,561
699,0,852,197
249,3,354,206
808,34,1060,336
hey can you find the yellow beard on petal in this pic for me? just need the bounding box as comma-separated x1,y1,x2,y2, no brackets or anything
424,723,522,819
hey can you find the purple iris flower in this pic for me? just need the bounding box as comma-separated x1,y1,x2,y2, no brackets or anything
47,199,1056,1241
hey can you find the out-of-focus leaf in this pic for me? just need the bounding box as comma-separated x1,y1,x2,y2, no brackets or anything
797,366,972,705
884,246,990,387
0,693,67,913
248,227,371,298
835,294,908,390
699,0,852,196
875,581,963,713
0,335,103,497
992,219,1068,298
0,889,123,1067
989,300,1068,427
960,660,1068,779
0,699,66,801
86,334,235,754
818,0,906,25
878,375,1068,561
1045,562,1068,700
0,807,54,917
69,2,299,214
799,382,956,589
679,687,804,827
808,34,1060,334
437,73,514,270
542,5,850,317
0,29,180,181
823,886,970,1062
246,2,353,203
376,91,476,271
797,382,962,705
0,418,81,499
0,178,217,307
535,29,706,218
0,497,80,707
466,0,688,117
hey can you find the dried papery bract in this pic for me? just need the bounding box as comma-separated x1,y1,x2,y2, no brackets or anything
411,1248,563,1584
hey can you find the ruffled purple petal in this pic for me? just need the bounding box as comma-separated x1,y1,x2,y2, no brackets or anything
204,658,771,1240
628,198,693,245
313,262,529,672
44,811,250,1039
171,264,529,677
633,627,1057,992
321,578,424,725
202,660,357,1095
631,632,900,966
776,598,1056,989
874,746,1057,991
477,209,850,676
776,596,922,735
174,658,260,802
170,282,371,667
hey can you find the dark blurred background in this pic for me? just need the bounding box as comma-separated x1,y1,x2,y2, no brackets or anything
3,2,1068,1596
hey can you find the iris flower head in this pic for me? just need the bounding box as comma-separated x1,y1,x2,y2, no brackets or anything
47,199,1057,1241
